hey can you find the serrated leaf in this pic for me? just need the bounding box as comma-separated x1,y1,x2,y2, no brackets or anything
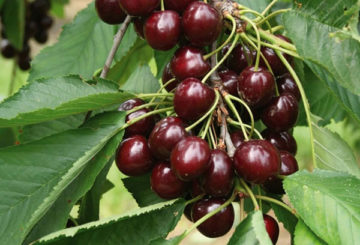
0,128,16,147
0,112,125,245
294,220,326,245
284,169,360,245
122,174,165,207
50,0,70,18
33,200,185,245
0,76,133,127
228,211,272,245
235,0,271,13
2,0,25,50
270,203,297,236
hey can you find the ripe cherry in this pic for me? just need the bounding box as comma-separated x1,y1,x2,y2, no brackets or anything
171,136,211,181
203,150,234,197
182,1,222,47
151,162,187,199
149,116,187,160
261,93,298,132
192,198,234,238
170,46,210,81
162,63,179,92
263,214,279,244
227,44,256,73
277,73,301,101
118,0,159,17
1,40,16,58
144,10,181,51
219,70,239,96
262,129,297,155
230,131,245,148
95,0,126,25
133,17,145,39
115,135,153,176
164,0,196,13
238,66,275,108
233,139,280,184
118,98,144,111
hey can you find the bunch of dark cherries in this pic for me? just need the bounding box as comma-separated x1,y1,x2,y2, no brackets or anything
96,0,300,243
0,0,53,71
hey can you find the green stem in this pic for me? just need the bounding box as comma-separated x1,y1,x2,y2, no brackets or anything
240,15,261,70
208,127,216,148
137,93,173,99
126,101,172,115
238,9,272,33
261,0,278,15
200,112,213,139
240,198,245,221
227,118,263,139
149,78,176,104
257,185,263,210
257,9,290,26
254,195,298,218
255,28,297,51
270,25,284,33
224,95,249,141
240,179,259,210
160,0,164,11
8,60,17,96
185,194,205,206
227,94,254,138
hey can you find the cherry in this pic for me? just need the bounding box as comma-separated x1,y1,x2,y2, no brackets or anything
151,162,187,199
219,70,239,96
192,198,234,238
202,150,234,197
149,116,187,160
227,44,256,73
182,1,222,47
162,63,179,92
174,78,215,122
170,46,210,81
118,0,159,17
133,17,145,39
277,73,301,101
262,129,297,155
261,93,298,132
18,57,31,71
1,40,16,58
263,151,299,194
230,131,245,148
233,139,280,184
263,214,279,244
115,135,154,176
191,180,205,197
144,10,181,51
40,15,53,29
118,98,144,111
31,0,51,14
171,136,211,181
164,0,196,13
238,66,276,108
125,108,155,136
34,30,48,44
95,0,126,25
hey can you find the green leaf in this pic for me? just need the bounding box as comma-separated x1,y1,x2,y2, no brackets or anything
122,174,165,207
0,76,133,127
228,211,272,245
235,0,271,13
33,200,185,245
270,203,297,235
2,0,25,50
0,0,5,10
114,25,138,62
294,220,326,245
0,128,16,147
24,130,124,244
50,0,70,18
0,112,125,245
154,47,177,79
284,169,360,245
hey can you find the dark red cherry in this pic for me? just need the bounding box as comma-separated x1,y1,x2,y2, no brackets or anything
133,17,145,39
261,93,298,132
192,198,234,238
233,139,280,184
227,44,256,73
118,0,159,17
126,108,155,136
115,135,154,176
219,70,239,96
263,214,279,244
149,117,187,160
174,78,215,122
277,73,300,101
262,129,297,155
118,98,145,111
1,40,16,58
171,136,211,181
203,150,234,197
151,162,187,199
170,46,210,81
182,1,222,47
162,63,179,92
191,180,205,197
164,0,196,13
144,10,181,51
230,131,245,148
95,0,126,25
238,66,276,108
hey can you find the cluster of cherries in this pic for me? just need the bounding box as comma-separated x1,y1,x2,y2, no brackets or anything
0,0,53,71
96,0,300,243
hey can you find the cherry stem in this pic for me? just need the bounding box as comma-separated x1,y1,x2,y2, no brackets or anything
160,0,165,11
255,28,296,51
240,15,261,71
261,0,278,16
271,25,284,33
256,8,290,26
224,95,249,141
254,195,299,218
125,101,172,115
149,78,176,104
200,112,214,139
226,118,263,139
237,9,272,33
208,126,217,148
185,194,205,206
240,198,245,221
137,93,174,99
257,185,263,210
239,179,259,210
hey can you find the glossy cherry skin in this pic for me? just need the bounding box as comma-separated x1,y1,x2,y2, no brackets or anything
118,0,159,17
164,0,196,13
261,93,298,132
162,63,179,92
118,98,145,111
238,66,276,108
174,78,215,122
263,214,279,244
170,46,210,81
230,131,245,148
1,40,16,58
115,135,154,176
144,10,181,51
133,17,145,39
149,117,187,160
125,108,155,136
182,1,222,47
263,151,299,194
262,129,297,155
219,70,239,96
171,136,211,181
192,198,234,238
277,73,300,101
233,139,280,184
227,44,256,73
203,150,234,197
95,0,126,24
151,162,187,199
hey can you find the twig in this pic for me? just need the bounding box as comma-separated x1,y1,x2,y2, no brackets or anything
8,60,17,96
